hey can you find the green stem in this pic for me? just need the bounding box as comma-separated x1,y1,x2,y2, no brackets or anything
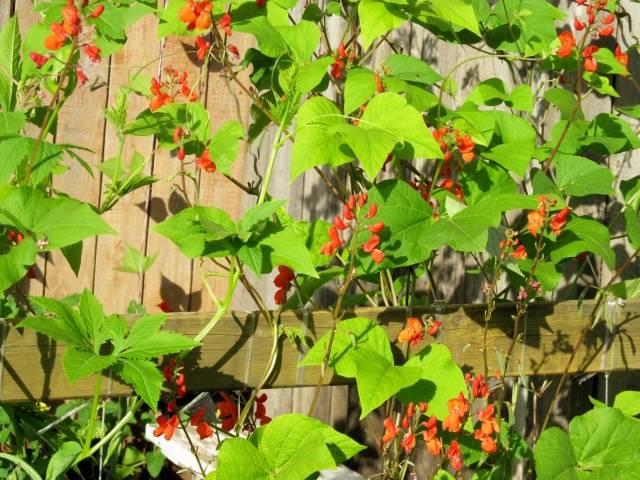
82,374,103,455
0,454,43,480
257,111,288,205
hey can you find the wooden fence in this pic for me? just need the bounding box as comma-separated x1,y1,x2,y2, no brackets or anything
1,299,638,403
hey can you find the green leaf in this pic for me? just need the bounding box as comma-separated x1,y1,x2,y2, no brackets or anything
118,314,199,359
606,279,640,300
358,0,406,49
613,391,640,417
343,68,377,115
291,97,351,180
423,0,481,35
0,186,116,251
584,72,619,97
145,450,165,478
300,317,393,377
550,217,615,269
114,358,163,409
544,88,583,121
62,348,116,383
582,113,640,155
0,235,37,292
61,241,83,276
0,17,21,111
534,428,577,480
115,245,158,274
396,344,467,419
507,84,534,111
20,299,86,347
617,104,640,119
353,349,422,418
536,408,640,479
46,441,82,480
238,200,287,234
336,92,441,178
0,136,32,184
252,414,364,478
210,120,244,175
213,438,271,480
383,53,441,85
277,21,320,64
467,78,508,106
154,206,237,258
554,154,614,197
283,267,341,310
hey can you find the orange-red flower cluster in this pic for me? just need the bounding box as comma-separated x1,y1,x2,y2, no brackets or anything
196,149,216,173
557,31,576,58
149,68,198,111
382,402,429,457
442,392,470,433
179,0,213,31
582,45,599,72
42,1,101,64
217,391,239,431
321,193,385,264
421,415,442,455
432,126,475,164
474,403,500,454
195,36,211,62
273,265,295,305
154,414,179,440
330,42,348,79
397,317,424,347
218,13,233,37
447,440,463,472
550,207,571,236
526,195,549,236
255,393,272,426
190,407,214,439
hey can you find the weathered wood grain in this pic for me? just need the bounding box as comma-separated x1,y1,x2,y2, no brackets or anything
1,300,638,402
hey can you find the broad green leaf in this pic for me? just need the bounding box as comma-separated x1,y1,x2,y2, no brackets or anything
0,186,115,251
154,206,237,258
213,438,271,480
0,136,32,184
613,391,640,417
507,84,534,111
534,428,577,480
396,344,467,419
0,17,21,111
0,111,25,135
383,53,441,85
118,314,199,359
485,0,564,56
277,21,320,64
238,200,287,234
283,267,341,310
606,279,640,300
343,68,377,115
422,0,481,35
114,358,163,409
592,48,628,75
555,154,614,197
23,296,86,346
467,78,507,106
358,0,406,49
300,317,393,377
62,348,116,383
252,414,364,478
0,235,36,293
581,113,640,155
584,72,619,97
291,97,351,180
210,120,244,175
550,217,615,269
354,349,422,417
336,92,441,178
46,441,82,480
569,408,640,478
544,88,583,121
617,105,640,119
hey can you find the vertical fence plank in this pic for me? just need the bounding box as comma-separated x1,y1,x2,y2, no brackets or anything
92,15,160,313
141,33,202,314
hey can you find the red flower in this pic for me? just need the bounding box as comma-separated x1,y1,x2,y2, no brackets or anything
179,0,213,30
367,221,385,233
557,31,576,58
582,45,599,72
422,416,441,455
334,215,349,230
75,67,88,85
196,149,216,173
474,430,498,454
550,207,570,235
426,319,442,336
88,5,105,19
478,403,500,436
365,203,378,218
447,440,463,472
255,393,272,425
472,374,488,398
153,414,179,441
83,44,101,63
29,52,50,68
195,36,211,61
217,392,238,431
330,42,347,79
163,358,176,380
511,244,528,259
62,1,81,36
374,72,384,93
456,134,475,163
598,26,614,36
443,392,469,433
615,46,628,71
527,210,544,236
401,432,416,454
227,44,240,60
382,417,400,445
371,248,385,264
398,317,424,346
44,23,67,51
256,0,266,6
190,407,214,439
273,265,295,305
362,234,380,253
218,13,232,36
574,17,585,31
190,407,207,426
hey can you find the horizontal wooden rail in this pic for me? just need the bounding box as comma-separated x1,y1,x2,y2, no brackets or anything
0,300,638,402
